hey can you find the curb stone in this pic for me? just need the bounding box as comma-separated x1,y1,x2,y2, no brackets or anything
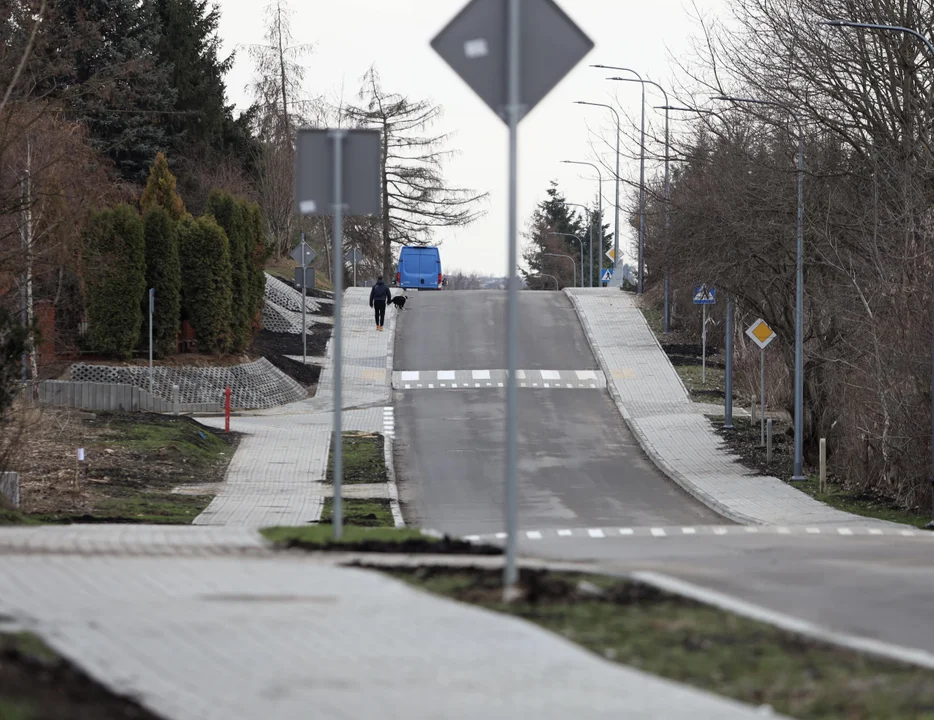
565,290,762,526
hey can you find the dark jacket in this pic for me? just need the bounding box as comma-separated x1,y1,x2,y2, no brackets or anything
369,281,391,307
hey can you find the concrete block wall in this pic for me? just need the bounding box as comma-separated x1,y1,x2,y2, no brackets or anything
38,381,224,415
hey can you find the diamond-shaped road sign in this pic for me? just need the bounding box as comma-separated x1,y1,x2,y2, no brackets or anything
605,247,617,264
344,248,364,264
291,241,316,266
431,0,593,124
746,318,776,349
295,129,381,216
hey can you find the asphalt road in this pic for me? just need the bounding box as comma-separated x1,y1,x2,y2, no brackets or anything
393,290,722,535
524,532,934,653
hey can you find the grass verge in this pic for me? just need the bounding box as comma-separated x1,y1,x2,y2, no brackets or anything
320,497,395,527
326,432,387,484
392,566,934,719
9,410,236,525
262,525,500,554
0,632,160,719
712,415,927,527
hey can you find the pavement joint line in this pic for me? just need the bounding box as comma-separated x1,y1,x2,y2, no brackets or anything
632,570,934,672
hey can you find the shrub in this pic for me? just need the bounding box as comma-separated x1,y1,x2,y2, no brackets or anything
142,207,182,356
206,190,251,351
244,201,269,323
83,205,146,359
177,215,233,354
141,152,186,221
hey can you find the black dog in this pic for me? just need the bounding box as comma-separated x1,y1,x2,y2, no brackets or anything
390,295,407,310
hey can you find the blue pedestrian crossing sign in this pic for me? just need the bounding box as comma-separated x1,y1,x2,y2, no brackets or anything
693,284,716,305
601,268,614,283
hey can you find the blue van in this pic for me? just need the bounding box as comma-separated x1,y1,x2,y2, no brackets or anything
395,246,444,290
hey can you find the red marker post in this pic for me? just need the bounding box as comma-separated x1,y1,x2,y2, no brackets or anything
224,387,231,433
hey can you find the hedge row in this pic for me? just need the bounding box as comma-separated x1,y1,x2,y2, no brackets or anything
82,154,267,358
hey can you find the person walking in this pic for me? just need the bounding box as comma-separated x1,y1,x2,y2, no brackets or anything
369,276,392,331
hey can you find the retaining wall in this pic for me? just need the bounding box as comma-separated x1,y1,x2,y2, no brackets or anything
39,381,223,414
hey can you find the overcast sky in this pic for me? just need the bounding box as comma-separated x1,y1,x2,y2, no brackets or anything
216,0,728,275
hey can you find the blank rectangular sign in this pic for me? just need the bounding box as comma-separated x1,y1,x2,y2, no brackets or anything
295,129,382,216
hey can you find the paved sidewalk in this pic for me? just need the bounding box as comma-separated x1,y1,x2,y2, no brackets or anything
0,550,770,719
567,289,886,527
193,289,398,527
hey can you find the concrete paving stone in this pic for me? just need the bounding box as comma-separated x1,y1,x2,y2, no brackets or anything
193,290,396,527
567,289,891,527
0,555,772,720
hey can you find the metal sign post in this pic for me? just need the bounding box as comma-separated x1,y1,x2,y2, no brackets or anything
290,236,316,366
148,288,154,393
693,284,716,386
746,318,776,448
344,248,364,288
296,128,381,541
432,0,592,597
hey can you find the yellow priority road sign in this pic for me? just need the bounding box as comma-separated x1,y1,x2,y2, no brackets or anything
746,318,776,349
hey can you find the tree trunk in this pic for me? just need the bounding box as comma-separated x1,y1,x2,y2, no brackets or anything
381,118,392,278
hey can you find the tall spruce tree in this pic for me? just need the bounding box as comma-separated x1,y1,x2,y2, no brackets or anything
206,190,251,351
45,0,175,182
521,182,587,289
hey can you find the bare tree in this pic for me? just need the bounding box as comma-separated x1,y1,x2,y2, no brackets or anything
342,67,486,277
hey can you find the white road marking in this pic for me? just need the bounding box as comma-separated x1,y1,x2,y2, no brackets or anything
588,528,605,538
901,530,917,537
400,371,419,382
557,529,573,537
515,370,527,379
526,531,543,540
869,528,884,535
744,527,759,533
428,384,434,389
619,528,634,535
472,370,491,380
777,527,791,534
713,528,728,535
495,532,507,540
806,528,821,534
452,383,458,388
497,383,504,388
464,535,480,542
681,528,696,535
474,383,480,388
404,384,411,389
543,383,550,388
541,370,561,380
838,528,853,535
650,528,666,537
576,370,598,381
437,370,456,380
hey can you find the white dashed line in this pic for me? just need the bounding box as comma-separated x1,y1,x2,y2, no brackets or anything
472,370,491,380
681,528,696,535
650,528,666,537
541,370,561,380
557,529,573,537
588,529,605,538
806,528,821,534
744,527,759,533
526,531,543,540
400,371,419,382
437,371,456,380
777,527,791,534
838,528,853,536
901,530,917,537
619,528,634,535
869,529,884,535
713,528,728,535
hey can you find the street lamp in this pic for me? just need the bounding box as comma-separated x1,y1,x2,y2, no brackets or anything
574,100,620,275
592,65,647,294
608,74,670,316
548,232,583,287
561,160,602,286
820,18,934,524
554,202,592,287
543,253,577,288
712,94,806,482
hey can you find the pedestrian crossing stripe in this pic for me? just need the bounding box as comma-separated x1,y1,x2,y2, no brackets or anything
391,369,606,390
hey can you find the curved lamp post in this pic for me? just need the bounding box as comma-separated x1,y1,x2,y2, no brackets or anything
574,100,621,275
561,160,602,286
548,232,584,287
712,94,806,482
554,203,592,287
543,252,577,288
